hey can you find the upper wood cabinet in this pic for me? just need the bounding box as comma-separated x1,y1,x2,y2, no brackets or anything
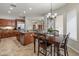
0,19,15,26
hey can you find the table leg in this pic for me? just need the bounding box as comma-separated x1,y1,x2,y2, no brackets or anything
57,43,60,56
54,44,55,56
34,39,36,53
51,45,52,56
38,39,39,56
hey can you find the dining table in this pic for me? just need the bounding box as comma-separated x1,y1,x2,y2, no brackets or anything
33,33,63,56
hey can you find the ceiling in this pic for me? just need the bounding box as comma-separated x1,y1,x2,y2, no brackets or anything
0,3,66,18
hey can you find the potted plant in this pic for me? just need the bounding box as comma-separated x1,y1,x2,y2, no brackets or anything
47,27,53,34
48,28,59,36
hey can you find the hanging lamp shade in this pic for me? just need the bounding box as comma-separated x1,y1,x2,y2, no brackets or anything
47,3,57,20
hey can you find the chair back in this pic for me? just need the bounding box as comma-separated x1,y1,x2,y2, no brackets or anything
63,33,70,47
37,33,46,42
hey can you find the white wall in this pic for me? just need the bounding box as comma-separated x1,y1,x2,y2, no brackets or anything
0,15,16,19
55,15,63,34
25,18,33,31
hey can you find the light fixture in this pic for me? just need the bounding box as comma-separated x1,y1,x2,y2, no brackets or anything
23,11,26,14
8,11,11,14
41,17,44,19
10,7,13,10
9,4,16,10
46,3,57,20
8,4,16,14
29,8,32,10
46,2,58,32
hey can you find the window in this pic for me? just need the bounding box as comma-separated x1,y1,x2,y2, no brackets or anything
67,10,77,41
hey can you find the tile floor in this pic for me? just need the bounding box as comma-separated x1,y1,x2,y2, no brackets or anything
0,37,79,56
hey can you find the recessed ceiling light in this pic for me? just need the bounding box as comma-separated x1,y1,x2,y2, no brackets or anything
29,8,32,10
8,11,11,14
23,11,26,14
10,7,13,10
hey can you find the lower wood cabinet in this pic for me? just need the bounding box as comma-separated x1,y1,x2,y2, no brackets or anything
23,32,34,45
0,30,20,41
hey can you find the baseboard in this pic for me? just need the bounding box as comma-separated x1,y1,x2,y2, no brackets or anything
68,45,79,54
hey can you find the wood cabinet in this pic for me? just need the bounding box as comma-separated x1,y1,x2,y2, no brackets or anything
0,30,20,41
23,32,34,45
0,19,15,26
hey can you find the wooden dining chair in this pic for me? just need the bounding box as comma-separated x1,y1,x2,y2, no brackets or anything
37,34,52,56
55,33,70,56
